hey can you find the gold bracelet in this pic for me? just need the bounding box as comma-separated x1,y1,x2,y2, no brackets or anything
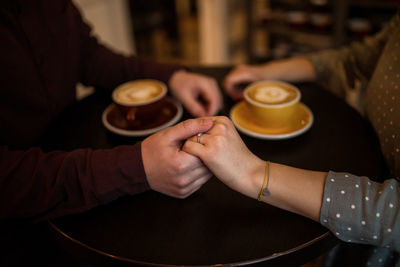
258,161,270,201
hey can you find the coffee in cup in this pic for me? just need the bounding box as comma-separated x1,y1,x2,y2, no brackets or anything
244,81,301,128
112,79,167,128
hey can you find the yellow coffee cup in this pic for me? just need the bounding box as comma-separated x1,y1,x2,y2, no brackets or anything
243,80,301,128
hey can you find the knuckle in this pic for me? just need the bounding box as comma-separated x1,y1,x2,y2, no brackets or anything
175,187,190,198
219,116,231,124
214,122,228,134
171,161,187,174
214,135,226,147
174,178,188,189
182,119,194,129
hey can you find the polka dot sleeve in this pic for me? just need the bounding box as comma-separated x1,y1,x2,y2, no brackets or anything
320,171,400,252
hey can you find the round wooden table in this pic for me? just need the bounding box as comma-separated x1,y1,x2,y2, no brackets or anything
43,67,386,266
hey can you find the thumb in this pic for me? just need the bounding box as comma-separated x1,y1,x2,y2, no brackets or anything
165,118,214,146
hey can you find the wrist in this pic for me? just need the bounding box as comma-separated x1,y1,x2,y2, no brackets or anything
253,63,273,80
230,157,266,200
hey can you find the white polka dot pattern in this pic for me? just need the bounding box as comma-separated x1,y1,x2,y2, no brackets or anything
365,14,400,181
308,14,400,181
320,172,400,255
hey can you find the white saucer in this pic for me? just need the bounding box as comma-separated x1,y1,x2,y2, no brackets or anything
102,97,183,137
230,101,313,140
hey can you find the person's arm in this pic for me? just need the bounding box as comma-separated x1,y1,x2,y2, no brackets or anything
183,116,325,221
307,14,400,102
321,172,399,251
262,162,326,221
68,2,222,116
223,58,316,101
224,14,398,102
220,159,327,222
236,161,400,251
0,143,149,221
305,22,392,102
0,118,215,221
182,116,400,251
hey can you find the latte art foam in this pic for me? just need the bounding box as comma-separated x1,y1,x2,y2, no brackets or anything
113,80,165,106
254,86,290,104
117,85,160,103
248,83,298,105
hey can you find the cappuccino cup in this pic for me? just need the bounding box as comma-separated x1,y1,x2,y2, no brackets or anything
244,81,301,128
112,79,167,127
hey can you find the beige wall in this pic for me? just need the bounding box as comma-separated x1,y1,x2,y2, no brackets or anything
73,0,135,55
72,0,136,99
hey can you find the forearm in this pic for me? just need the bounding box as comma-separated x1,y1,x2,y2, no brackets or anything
183,117,326,222
266,163,327,221
259,57,317,83
0,144,149,221
239,162,327,222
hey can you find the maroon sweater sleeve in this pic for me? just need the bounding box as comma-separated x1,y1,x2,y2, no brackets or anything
0,142,149,221
0,1,178,222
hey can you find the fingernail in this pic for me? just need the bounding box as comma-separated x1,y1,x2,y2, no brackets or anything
200,118,214,126
182,119,193,127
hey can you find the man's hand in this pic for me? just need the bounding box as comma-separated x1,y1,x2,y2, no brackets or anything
169,70,222,117
141,118,214,198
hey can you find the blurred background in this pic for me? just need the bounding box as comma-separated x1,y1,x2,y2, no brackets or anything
73,0,399,98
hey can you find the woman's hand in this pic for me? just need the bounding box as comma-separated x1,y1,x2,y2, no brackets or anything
182,116,326,221
223,58,316,101
182,116,265,199
223,64,267,101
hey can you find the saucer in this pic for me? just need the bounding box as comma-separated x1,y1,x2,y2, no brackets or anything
102,97,183,137
230,101,313,140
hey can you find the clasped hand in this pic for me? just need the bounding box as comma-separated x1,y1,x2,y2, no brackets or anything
141,116,264,199
183,117,265,199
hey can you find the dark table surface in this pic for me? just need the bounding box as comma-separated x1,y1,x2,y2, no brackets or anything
38,66,386,267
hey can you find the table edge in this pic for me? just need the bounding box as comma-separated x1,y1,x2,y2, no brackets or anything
48,220,336,266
